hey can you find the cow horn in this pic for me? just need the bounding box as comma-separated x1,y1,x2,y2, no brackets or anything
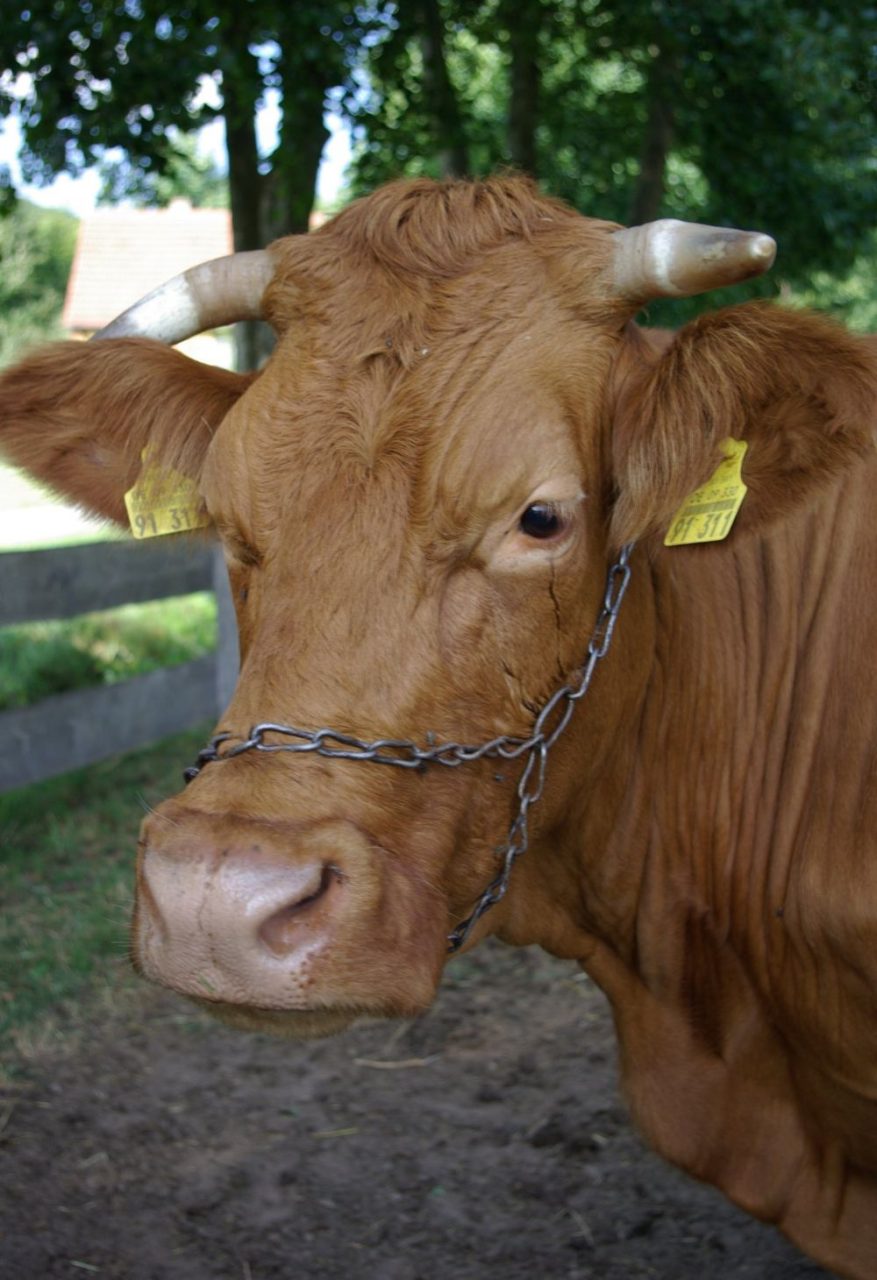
93,250,275,344
612,219,776,302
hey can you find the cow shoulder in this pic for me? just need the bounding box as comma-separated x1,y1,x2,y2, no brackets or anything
609,303,877,545
0,338,253,524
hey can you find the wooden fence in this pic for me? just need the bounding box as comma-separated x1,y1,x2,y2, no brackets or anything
0,539,238,793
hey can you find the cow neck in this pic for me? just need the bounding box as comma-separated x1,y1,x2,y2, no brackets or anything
184,544,636,953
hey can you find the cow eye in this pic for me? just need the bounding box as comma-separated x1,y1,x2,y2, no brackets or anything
519,502,565,539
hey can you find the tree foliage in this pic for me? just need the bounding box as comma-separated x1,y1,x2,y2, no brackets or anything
1,1,391,365
352,0,877,294
97,134,228,208
0,0,874,345
1,3,383,236
791,230,877,335
0,199,78,367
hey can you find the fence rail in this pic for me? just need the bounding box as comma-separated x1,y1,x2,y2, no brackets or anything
0,538,216,626
0,538,237,793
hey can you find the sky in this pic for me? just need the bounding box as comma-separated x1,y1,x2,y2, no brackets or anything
0,100,352,218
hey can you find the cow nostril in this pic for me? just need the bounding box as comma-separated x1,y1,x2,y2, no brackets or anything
258,864,340,956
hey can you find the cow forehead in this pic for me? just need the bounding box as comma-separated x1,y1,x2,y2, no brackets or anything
263,179,622,339
203,272,619,551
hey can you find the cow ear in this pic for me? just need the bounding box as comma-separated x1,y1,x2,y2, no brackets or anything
608,303,875,547
0,338,254,526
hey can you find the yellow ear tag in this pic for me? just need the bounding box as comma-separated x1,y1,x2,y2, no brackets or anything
664,437,748,547
124,450,210,540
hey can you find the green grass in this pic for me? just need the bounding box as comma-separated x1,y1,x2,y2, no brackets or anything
0,724,211,1051
0,588,218,1049
0,463,220,1053
0,594,217,710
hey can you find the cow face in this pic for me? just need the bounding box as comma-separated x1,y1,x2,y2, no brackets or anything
16,178,866,1039
133,221,631,1035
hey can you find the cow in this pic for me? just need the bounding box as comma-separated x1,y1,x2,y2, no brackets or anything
1,176,875,1278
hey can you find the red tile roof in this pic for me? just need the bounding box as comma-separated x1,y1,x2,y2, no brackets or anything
63,200,233,331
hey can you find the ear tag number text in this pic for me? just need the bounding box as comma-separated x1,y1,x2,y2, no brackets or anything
124,451,210,540
664,437,748,547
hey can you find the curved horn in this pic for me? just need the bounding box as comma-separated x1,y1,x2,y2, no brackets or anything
93,250,275,344
613,219,776,303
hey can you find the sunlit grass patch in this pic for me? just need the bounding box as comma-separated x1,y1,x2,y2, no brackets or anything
0,593,217,710
0,724,210,1053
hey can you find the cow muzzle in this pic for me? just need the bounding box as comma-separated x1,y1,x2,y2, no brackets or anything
132,806,448,1036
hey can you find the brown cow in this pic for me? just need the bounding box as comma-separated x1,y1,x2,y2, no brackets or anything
1,177,875,1278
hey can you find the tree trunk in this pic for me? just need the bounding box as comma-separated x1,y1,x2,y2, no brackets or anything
628,52,675,227
263,53,329,240
224,108,261,254
504,0,541,175
267,108,327,238
220,34,267,371
416,0,469,177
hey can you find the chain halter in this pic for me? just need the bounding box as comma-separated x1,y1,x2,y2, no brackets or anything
184,543,635,952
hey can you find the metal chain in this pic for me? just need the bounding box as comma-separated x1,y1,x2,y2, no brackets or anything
184,542,635,952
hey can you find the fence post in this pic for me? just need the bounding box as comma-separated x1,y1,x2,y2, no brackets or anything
212,545,239,716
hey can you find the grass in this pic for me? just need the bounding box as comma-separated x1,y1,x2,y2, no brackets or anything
0,593,217,710
0,465,221,1057
0,456,218,712
0,724,212,1055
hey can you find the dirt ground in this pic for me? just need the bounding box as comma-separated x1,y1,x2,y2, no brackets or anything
1,942,836,1280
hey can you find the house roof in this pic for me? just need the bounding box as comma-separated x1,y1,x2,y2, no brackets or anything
63,200,233,332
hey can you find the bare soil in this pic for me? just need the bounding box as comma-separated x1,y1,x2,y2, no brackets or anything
1,942,835,1280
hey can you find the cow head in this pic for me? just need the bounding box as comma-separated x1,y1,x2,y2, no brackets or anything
2,177,869,1037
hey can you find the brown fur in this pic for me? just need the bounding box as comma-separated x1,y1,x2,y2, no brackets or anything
2,177,876,1278
0,338,253,523
610,303,877,545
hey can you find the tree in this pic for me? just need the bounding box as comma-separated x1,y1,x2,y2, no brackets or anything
579,0,877,279
351,0,877,304
97,134,228,208
0,199,78,367
0,2,387,366
2,0,874,339
353,1,502,188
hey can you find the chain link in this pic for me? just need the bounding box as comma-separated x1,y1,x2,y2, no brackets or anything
184,543,634,952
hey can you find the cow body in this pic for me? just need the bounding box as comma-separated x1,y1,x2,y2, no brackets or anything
1,178,875,1276
576,477,877,1274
